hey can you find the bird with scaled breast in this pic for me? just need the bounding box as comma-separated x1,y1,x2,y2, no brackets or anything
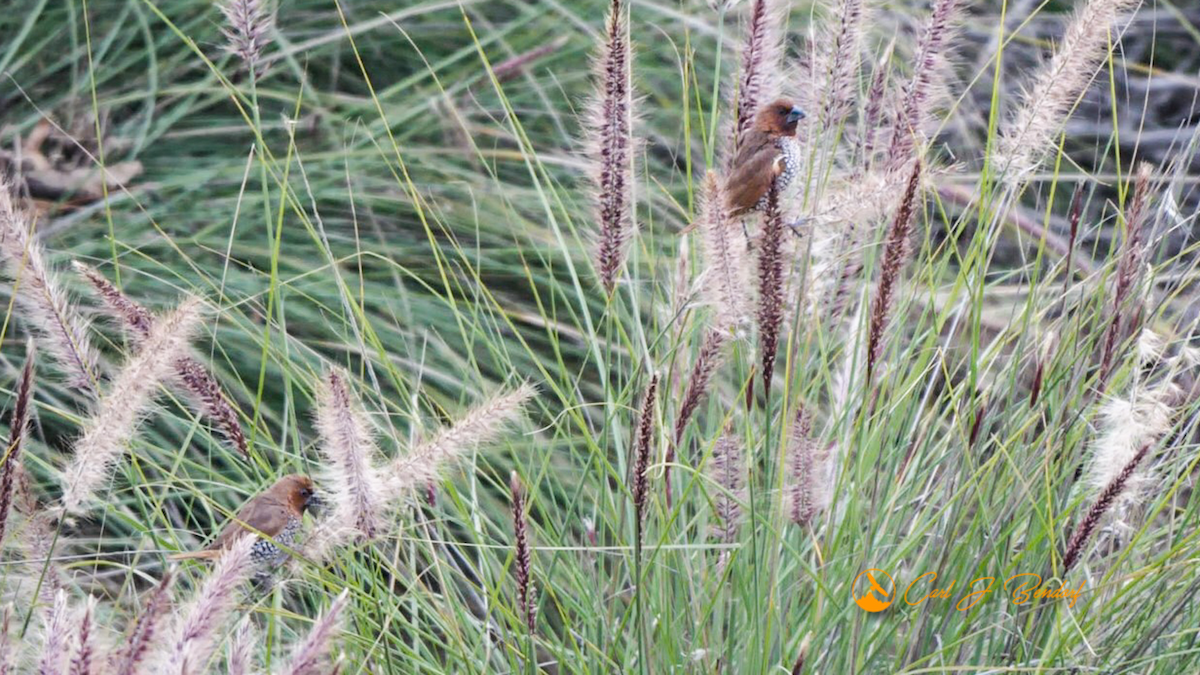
726,98,806,218
170,474,320,565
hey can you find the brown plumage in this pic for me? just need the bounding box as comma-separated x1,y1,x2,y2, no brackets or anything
727,99,806,217
170,474,319,563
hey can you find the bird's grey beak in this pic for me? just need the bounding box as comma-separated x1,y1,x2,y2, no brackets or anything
306,492,323,515
787,106,806,123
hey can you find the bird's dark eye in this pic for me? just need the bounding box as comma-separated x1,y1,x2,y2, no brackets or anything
301,488,312,498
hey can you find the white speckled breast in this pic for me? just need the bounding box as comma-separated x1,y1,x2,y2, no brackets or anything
250,516,301,566
753,137,803,213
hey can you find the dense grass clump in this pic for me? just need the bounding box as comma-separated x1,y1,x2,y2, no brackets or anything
1,0,1199,672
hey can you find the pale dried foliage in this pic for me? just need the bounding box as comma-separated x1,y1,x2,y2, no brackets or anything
995,0,1140,181
0,606,13,675
0,182,97,391
61,297,205,514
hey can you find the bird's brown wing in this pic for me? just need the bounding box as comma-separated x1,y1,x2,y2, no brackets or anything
727,133,783,217
206,494,291,551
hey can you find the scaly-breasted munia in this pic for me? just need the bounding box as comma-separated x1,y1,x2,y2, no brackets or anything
726,99,806,217
171,474,319,565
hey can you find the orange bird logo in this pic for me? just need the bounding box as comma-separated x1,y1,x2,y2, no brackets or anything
853,569,895,613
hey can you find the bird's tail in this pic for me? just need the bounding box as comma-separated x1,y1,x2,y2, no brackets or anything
168,550,220,561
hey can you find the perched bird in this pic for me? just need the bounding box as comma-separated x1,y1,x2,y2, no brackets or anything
726,99,806,217
170,474,320,565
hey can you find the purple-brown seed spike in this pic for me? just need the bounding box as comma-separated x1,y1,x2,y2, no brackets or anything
1064,183,1085,281
1097,164,1154,389
111,570,174,675
75,263,248,457
492,36,569,83
588,0,635,294
674,330,729,447
745,371,756,412
820,0,865,129
885,0,958,169
1063,442,1152,572
632,374,659,538
510,471,536,633
175,357,248,457
790,633,812,675
757,186,786,398
733,0,783,155
866,161,923,383
0,351,34,548
788,408,816,526
73,262,155,342
219,0,274,74
68,597,96,675
667,329,730,505
1029,361,1045,408
857,43,892,175
709,431,745,572
968,396,988,447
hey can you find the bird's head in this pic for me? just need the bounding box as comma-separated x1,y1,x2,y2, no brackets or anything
755,99,806,136
274,474,321,515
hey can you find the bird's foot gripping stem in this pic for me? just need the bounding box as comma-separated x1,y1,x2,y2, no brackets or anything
787,217,809,237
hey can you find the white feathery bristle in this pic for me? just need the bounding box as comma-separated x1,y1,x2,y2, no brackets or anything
1087,384,1176,506
0,182,98,391
38,590,73,675
386,384,536,493
314,370,388,543
226,617,256,675
164,535,256,675
995,0,1141,181
61,297,205,514
698,171,751,333
276,589,349,675
1136,328,1164,364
